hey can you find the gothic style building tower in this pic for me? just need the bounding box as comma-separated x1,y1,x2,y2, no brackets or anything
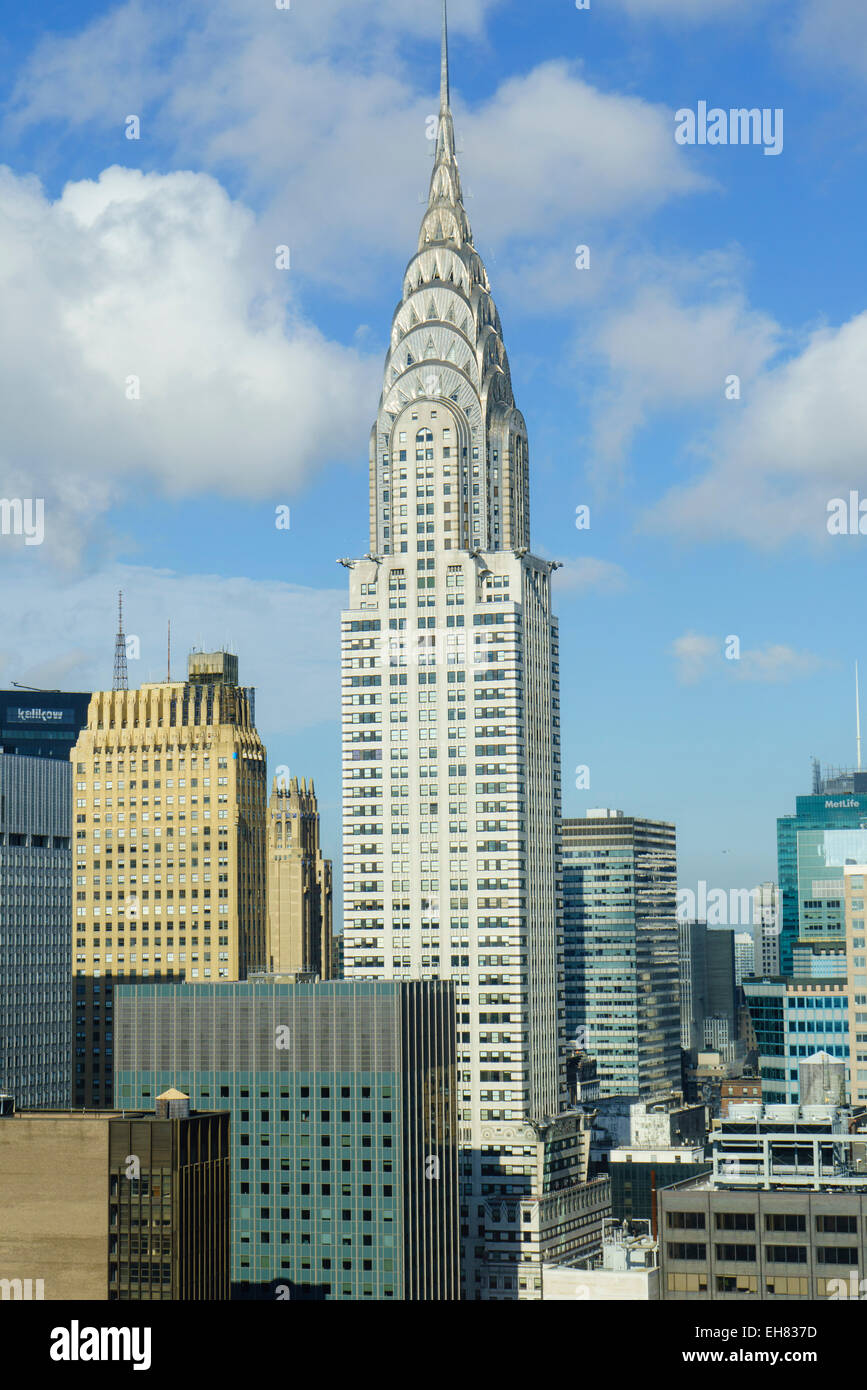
341,5,595,1298
267,775,334,979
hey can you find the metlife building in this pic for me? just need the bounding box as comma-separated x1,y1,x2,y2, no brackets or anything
0,691,91,760
777,766,867,974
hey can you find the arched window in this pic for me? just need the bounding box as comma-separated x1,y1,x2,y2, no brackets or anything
415,428,434,462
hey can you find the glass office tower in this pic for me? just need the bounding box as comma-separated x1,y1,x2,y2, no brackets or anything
562,810,681,1098
777,766,867,973
0,753,73,1107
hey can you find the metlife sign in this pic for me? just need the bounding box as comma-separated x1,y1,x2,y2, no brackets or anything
7,707,74,725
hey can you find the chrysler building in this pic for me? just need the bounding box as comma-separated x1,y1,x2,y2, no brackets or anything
341,4,597,1299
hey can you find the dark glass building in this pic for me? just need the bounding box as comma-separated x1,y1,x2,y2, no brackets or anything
610,1156,711,1224
0,754,73,1107
115,977,460,1300
678,920,737,1057
0,690,89,1107
0,690,91,761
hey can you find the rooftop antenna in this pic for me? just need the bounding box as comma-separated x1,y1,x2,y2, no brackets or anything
857,661,862,772
113,590,129,692
167,620,172,683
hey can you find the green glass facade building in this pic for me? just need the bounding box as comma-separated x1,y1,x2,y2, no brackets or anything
114,978,459,1300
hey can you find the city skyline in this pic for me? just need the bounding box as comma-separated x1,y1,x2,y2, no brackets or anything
2,0,867,1328
2,1,867,916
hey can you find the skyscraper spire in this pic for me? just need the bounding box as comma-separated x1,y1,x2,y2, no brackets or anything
440,0,450,113
367,0,529,557
113,590,128,692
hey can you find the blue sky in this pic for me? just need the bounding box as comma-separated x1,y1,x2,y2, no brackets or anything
2,0,867,924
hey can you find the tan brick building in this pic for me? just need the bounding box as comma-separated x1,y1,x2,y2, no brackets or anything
71,650,267,1107
266,776,333,977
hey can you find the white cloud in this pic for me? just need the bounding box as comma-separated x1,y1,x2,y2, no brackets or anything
671,631,820,684
738,644,821,682
228,59,705,294
461,63,704,242
646,311,867,545
553,557,629,594
7,0,504,136
588,283,781,483
0,163,378,563
0,563,344,734
788,0,867,77
609,0,866,77
0,3,716,570
671,631,718,684
6,4,706,295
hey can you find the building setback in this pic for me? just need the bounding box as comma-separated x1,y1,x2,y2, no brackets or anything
563,811,681,1098
267,776,333,978
70,650,268,1108
0,1092,229,1300
114,978,460,1300
0,754,72,1108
